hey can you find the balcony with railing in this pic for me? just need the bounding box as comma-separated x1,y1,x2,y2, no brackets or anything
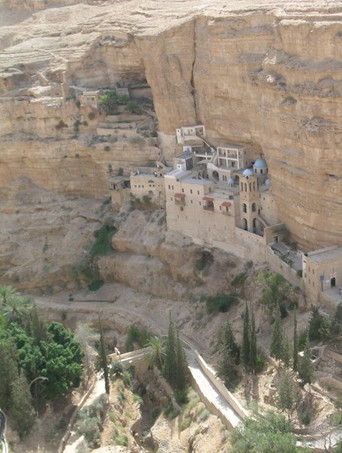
203,196,214,212
174,193,186,206
221,201,231,215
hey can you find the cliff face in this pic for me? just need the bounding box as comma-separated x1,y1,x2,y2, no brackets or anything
1,0,342,250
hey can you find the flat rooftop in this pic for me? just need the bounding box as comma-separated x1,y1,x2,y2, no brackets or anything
182,176,212,186
307,246,342,264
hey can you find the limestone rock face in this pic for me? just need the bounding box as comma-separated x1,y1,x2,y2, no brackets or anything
1,0,342,249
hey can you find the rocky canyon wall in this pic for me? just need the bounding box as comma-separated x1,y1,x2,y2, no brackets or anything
0,0,342,250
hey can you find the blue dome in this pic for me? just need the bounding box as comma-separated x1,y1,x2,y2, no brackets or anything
265,179,271,187
243,169,253,176
254,158,267,168
228,177,234,184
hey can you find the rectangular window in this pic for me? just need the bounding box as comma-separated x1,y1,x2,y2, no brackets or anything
190,189,193,194
182,188,184,192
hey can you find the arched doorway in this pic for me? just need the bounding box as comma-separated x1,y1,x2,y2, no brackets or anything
212,170,219,182
331,277,336,288
243,218,248,231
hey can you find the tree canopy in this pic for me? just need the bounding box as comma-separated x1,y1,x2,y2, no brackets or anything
0,286,84,415
230,411,303,453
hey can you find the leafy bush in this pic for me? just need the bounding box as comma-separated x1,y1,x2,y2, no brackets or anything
308,306,329,341
76,394,108,449
99,90,119,115
115,434,128,446
164,402,180,419
231,272,248,287
87,112,95,120
195,250,214,271
125,324,152,351
129,135,145,145
89,223,116,258
205,294,238,314
125,100,142,114
87,280,104,292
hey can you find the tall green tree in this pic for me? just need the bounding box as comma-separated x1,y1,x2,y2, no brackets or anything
250,308,257,373
0,339,18,410
293,310,298,372
270,307,289,365
163,314,189,392
298,336,314,385
98,317,110,395
163,313,177,388
277,370,300,416
175,330,189,392
9,369,35,439
218,317,240,383
257,272,291,316
242,303,251,370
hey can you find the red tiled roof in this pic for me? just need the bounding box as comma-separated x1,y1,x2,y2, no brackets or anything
202,196,214,202
175,193,185,198
221,201,231,207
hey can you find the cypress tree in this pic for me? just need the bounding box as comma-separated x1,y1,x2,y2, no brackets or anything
298,336,314,385
242,303,250,370
0,339,18,411
9,369,35,439
293,310,298,371
222,317,240,365
98,317,110,394
175,330,189,391
250,308,257,373
163,312,177,388
270,307,283,360
277,370,300,416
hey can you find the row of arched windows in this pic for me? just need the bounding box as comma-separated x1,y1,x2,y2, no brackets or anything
242,202,257,213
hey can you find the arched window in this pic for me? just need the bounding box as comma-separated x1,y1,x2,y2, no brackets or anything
240,182,243,191
252,203,256,212
243,218,248,230
243,203,247,213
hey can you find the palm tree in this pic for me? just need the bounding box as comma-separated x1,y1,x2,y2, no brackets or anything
0,285,19,306
1,295,33,324
144,336,166,370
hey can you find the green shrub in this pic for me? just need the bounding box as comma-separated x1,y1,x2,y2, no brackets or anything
129,135,145,145
87,280,104,292
125,324,152,351
115,434,128,446
301,410,312,426
88,112,96,120
175,388,189,405
195,250,214,271
99,90,119,115
73,120,81,134
125,100,142,114
76,395,107,449
231,272,248,287
180,415,192,431
164,403,180,419
89,223,116,258
330,412,342,426
104,145,110,152
205,294,238,314
111,360,124,378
